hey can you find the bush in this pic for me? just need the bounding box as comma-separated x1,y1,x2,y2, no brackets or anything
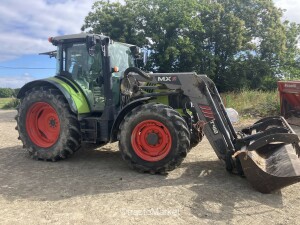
13,88,21,97
222,90,280,119
2,99,20,109
0,88,14,98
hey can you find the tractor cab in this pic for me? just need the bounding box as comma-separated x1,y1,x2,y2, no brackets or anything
48,33,139,112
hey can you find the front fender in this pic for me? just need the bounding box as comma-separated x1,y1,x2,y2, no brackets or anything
110,97,153,142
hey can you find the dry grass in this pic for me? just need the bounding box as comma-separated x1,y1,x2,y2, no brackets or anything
221,90,280,118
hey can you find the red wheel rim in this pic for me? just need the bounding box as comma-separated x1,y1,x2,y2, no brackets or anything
131,120,172,162
26,102,60,148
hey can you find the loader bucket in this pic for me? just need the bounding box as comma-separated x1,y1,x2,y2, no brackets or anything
235,117,300,193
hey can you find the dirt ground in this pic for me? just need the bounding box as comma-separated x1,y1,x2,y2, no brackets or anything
0,110,299,225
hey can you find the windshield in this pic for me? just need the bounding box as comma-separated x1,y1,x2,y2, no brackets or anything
57,43,102,80
109,42,135,77
108,42,135,106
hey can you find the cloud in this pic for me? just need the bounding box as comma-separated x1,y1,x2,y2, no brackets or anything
1,0,298,63
274,0,300,24
0,0,98,62
0,73,35,88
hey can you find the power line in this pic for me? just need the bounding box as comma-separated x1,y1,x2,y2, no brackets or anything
0,66,55,70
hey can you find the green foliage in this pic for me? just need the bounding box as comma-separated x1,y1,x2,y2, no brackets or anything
13,88,21,97
82,0,300,91
81,1,144,45
2,98,19,109
280,22,300,80
0,88,14,98
222,90,280,118
0,98,13,109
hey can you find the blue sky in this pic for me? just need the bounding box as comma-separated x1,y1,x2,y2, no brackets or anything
0,0,99,88
0,0,299,88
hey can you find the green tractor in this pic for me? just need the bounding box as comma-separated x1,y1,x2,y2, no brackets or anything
16,33,300,193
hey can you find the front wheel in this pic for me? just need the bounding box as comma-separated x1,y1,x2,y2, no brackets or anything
118,103,190,174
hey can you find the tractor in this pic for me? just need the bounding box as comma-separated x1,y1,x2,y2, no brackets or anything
16,33,300,193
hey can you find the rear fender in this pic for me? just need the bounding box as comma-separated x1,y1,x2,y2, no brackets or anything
110,97,153,142
17,78,90,114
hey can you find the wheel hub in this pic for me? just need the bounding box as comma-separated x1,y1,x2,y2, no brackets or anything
146,132,159,146
131,120,172,162
49,118,57,128
26,102,60,148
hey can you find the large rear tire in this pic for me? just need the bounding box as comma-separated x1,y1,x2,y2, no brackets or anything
16,87,81,161
119,103,190,174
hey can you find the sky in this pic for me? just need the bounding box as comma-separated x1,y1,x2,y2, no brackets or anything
0,0,299,88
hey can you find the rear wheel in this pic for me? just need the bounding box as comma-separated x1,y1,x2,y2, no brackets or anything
119,103,190,173
16,87,81,161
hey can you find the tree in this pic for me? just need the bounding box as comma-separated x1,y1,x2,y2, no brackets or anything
192,0,287,91
83,0,204,73
82,0,300,92
13,88,21,97
129,0,204,73
280,21,300,80
0,88,14,98
81,1,144,46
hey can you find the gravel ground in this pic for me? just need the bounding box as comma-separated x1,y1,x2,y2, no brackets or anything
0,110,299,225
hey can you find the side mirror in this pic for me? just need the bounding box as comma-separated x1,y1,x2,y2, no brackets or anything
132,47,148,68
137,49,148,67
143,49,148,66
86,36,97,56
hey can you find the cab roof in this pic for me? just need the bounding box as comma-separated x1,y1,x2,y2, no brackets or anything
48,33,140,54
51,33,109,45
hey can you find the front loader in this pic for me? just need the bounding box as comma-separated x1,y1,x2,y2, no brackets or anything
16,33,300,193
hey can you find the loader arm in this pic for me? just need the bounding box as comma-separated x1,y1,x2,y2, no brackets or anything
131,71,300,193
135,72,238,161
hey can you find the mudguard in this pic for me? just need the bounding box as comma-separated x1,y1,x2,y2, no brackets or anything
110,97,153,142
17,77,90,114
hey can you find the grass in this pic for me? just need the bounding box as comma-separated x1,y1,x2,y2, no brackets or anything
221,90,280,119
0,98,19,109
0,98,13,109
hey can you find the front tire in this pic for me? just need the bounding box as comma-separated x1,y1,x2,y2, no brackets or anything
119,103,190,173
16,87,81,161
